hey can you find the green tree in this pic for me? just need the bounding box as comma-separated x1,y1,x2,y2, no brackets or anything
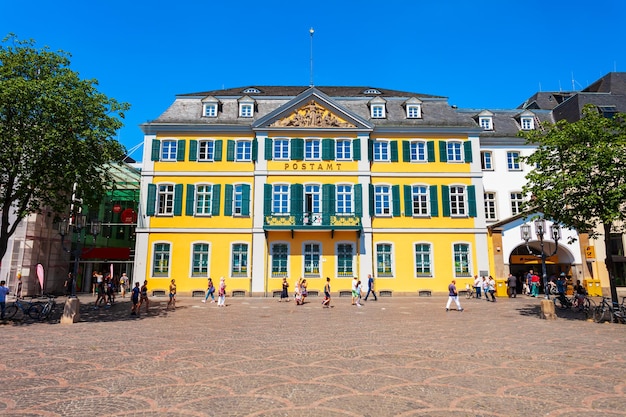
0,35,129,260
521,104,626,304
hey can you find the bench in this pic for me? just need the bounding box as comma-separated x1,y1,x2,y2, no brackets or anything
418,289,432,297
231,290,246,297
191,290,206,297
152,290,166,297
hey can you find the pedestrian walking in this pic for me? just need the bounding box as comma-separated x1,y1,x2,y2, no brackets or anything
167,279,176,310
64,272,73,297
15,273,22,299
531,272,540,297
351,276,359,306
0,280,10,319
364,274,378,301
445,280,463,312
473,274,482,299
507,273,517,298
482,276,489,302
203,277,216,303
130,282,140,316
301,279,308,304
488,275,497,302
217,277,226,307
119,272,128,298
322,277,331,308
280,277,289,302
138,280,150,314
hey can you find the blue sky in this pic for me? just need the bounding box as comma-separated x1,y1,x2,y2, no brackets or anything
3,0,625,160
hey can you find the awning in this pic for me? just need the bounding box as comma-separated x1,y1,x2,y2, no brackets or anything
81,247,131,260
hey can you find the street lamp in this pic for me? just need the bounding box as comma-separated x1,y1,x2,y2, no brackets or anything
59,215,102,297
520,218,562,299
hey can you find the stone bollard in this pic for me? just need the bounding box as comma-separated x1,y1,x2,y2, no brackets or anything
540,299,557,320
61,298,81,324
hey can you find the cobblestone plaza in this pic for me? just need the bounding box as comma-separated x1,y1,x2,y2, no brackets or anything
1,294,625,416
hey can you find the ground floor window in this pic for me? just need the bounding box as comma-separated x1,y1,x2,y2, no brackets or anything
271,243,288,277
232,243,248,277
192,243,209,277
376,243,393,277
453,243,471,277
152,243,170,277
304,243,321,277
337,243,354,277
415,243,432,277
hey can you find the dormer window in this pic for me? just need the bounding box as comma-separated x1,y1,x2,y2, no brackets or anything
520,116,534,130
202,96,219,118
369,97,387,119
363,88,381,95
404,97,422,119
238,95,255,118
476,110,494,130
242,87,261,94
598,105,617,118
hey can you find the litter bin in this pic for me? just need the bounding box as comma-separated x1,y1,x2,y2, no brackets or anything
496,279,508,297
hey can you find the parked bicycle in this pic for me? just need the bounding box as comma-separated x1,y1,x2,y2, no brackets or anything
4,298,42,320
593,297,625,324
465,285,475,299
33,294,58,320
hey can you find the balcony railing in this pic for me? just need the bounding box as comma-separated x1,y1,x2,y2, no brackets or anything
264,212,361,230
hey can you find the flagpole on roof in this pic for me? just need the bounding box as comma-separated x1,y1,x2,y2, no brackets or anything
309,27,314,87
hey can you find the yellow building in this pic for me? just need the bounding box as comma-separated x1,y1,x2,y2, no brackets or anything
135,86,489,296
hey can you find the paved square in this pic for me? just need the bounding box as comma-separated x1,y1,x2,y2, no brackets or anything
1,294,625,416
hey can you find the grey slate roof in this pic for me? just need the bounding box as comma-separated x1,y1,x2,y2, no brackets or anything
178,86,445,99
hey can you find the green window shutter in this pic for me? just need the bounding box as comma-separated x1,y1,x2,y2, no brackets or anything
464,141,473,163
241,184,250,216
224,185,233,216
427,141,435,162
367,139,373,162
186,184,195,216
369,184,375,216
322,184,335,223
151,140,161,161
174,184,183,215
214,140,223,161
441,185,450,217
404,185,412,216
189,140,197,162
212,184,221,216
226,140,235,161
264,184,272,215
322,138,335,160
390,141,399,162
429,185,439,217
352,139,361,161
252,139,258,162
354,184,362,217
467,185,477,217
265,138,273,161
176,140,186,161
291,138,304,160
402,141,410,162
439,141,448,162
392,185,401,217
291,183,303,217
146,184,156,216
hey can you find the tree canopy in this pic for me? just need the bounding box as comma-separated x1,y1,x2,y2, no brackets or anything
521,104,626,302
0,34,130,259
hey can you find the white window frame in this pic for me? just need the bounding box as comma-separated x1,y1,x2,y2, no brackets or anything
484,191,497,221
376,242,394,277
480,151,493,170
236,140,252,162
507,151,522,171
195,184,213,216
271,242,289,278
449,185,467,217
272,184,290,215
446,141,463,162
305,138,321,160
371,104,386,118
510,192,524,216
336,139,352,161
198,139,215,161
414,242,432,277
157,184,175,216
161,140,177,161
152,242,171,277
303,184,322,225
233,184,244,216
521,116,534,130
191,242,210,277
453,242,472,278
273,138,289,160
336,184,353,215
479,116,493,130
231,242,249,277
336,242,355,278
406,104,421,119
374,184,392,216
410,141,427,162
411,185,429,216
303,242,321,277
373,140,390,162
239,103,253,118
203,103,217,118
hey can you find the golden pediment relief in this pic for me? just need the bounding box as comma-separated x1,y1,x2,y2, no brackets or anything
270,100,356,128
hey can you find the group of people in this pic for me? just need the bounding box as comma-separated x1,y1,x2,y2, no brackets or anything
200,277,227,307
469,275,498,302
277,274,377,308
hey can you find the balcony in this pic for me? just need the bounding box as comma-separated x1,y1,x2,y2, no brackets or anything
264,212,362,231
